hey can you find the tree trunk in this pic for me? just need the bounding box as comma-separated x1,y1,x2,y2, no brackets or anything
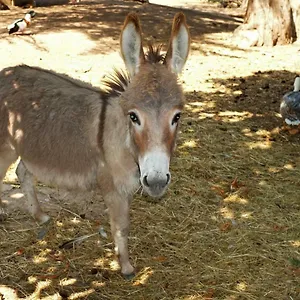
0,0,12,9
234,0,296,46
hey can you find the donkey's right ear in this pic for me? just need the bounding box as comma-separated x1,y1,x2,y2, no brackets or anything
164,13,190,74
120,13,145,77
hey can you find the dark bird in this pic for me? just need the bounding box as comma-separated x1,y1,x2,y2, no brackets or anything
280,77,300,126
7,10,35,35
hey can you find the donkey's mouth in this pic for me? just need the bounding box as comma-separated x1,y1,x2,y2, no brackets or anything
143,185,169,198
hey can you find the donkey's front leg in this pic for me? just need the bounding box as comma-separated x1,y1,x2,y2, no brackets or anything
16,160,50,224
104,191,134,277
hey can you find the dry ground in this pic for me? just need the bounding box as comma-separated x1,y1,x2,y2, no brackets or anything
0,0,300,299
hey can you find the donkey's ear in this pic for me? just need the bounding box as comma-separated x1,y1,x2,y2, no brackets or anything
120,13,145,77
164,13,190,74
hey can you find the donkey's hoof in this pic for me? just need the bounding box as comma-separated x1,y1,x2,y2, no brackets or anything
0,212,8,222
122,271,136,281
0,207,8,222
37,218,52,240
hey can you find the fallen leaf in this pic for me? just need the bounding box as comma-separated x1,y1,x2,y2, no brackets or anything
230,177,245,191
153,256,167,262
220,222,232,232
273,225,288,232
16,248,24,255
230,177,239,191
211,186,226,198
289,128,299,135
203,288,215,299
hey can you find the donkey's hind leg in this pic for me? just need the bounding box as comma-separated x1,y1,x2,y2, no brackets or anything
16,160,50,224
0,148,18,221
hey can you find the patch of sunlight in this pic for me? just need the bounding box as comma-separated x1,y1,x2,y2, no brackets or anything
180,140,197,148
56,221,64,227
10,192,24,199
133,267,154,286
46,266,58,274
33,280,51,295
60,278,77,286
104,249,114,258
224,194,248,204
28,276,38,284
91,281,106,288
233,90,243,96
0,286,18,300
236,281,247,291
258,180,268,186
94,258,105,268
35,31,95,55
291,240,300,247
240,212,253,219
69,289,95,300
186,101,216,109
246,141,272,150
220,207,234,219
255,129,271,136
242,128,253,137
33,248,52,264
284,163,295,170
198,112,216,120
38,240,47,246
71,217,81,224
33,255,48,264
218,111,253,123
109,259,120,271
268,167,280,173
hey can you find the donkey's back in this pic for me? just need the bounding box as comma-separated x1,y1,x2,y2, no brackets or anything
0,65,103,190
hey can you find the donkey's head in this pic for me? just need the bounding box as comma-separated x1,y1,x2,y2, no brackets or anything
120,13,190,198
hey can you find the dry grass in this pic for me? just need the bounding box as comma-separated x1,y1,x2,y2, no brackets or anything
1,0,300,299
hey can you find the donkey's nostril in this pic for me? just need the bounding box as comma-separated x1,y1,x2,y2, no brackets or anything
166,173,171,185
143,175,149,187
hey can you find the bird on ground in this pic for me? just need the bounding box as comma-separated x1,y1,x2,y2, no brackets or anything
7,10,35,35
280,77,300,126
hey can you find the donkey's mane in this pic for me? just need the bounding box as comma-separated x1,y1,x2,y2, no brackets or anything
145,44,165,64
102,44,165,99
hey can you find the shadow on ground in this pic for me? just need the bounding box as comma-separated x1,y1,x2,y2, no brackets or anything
0,0,243,55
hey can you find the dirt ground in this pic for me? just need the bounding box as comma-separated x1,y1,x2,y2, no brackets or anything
0,0,300,299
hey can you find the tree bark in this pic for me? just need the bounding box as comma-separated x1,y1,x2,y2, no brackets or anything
234,0,296,46
0,0,12,9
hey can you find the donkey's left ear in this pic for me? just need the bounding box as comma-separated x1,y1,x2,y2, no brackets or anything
165,13,190,74
120,13,145,77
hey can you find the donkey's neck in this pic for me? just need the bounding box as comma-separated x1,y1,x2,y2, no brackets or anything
100,98,140,196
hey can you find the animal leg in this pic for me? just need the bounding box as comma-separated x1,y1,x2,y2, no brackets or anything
16,160,50,224
0,149,17,220
104,191,134,277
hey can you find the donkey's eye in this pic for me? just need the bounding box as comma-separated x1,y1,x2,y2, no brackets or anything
129,112,141,125
172,112,181,125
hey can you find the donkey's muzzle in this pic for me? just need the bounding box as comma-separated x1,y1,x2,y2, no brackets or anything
142,172,171,198
139,149,171,198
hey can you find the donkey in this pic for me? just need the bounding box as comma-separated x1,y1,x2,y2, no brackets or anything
0,12,190,276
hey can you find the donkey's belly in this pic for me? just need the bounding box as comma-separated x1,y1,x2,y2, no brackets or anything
23,159,100,190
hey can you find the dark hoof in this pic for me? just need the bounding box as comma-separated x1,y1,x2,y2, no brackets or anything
37,218,52,240
0,207,8,222
122,272,136,280
0,213,8,222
